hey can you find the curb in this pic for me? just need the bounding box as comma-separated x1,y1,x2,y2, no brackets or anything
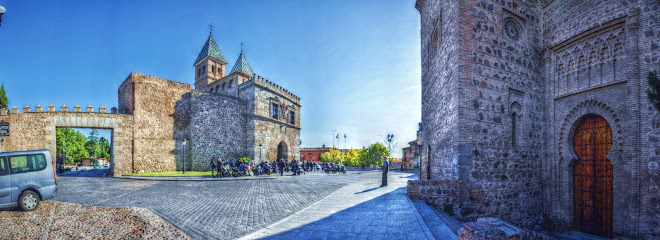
115,176,278,181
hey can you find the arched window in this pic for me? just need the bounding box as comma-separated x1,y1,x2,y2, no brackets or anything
215,87,219,93
212,65,215,73
229,80,234,88
210,87,214,93
510,102,522,147
222,82,226,91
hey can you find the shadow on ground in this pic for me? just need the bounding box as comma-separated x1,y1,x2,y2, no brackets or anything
257,186,429,240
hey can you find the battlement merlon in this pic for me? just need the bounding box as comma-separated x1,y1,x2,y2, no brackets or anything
7,105,115,114
239,74,301,106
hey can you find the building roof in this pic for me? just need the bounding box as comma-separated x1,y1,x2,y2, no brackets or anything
229,52,254,77
194,34,227,65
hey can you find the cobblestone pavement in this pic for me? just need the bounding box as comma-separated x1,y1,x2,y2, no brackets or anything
53,170,394,239
240,171,435,240
0,201,189,240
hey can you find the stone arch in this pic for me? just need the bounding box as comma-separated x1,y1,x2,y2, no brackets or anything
222,82,226,91
559,100,622,166
51,114,132,176
277,141,289,161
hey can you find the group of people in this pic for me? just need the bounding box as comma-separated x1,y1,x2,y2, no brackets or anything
209,157,322,177
209,155,391,188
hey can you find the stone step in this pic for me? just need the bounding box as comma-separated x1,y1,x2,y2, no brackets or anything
412,200,458,240
427,203,464,234
553,231,611,240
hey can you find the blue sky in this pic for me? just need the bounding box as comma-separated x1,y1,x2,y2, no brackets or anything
0,0,421,156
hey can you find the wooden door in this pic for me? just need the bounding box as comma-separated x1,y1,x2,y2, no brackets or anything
573,115,613,237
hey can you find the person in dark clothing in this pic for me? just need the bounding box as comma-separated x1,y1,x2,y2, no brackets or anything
218,158,225,177
210,157,218,178
278,159,285,176
381,157,389,187
361,162,365,171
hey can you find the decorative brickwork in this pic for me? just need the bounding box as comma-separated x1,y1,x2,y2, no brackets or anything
415,0,660,238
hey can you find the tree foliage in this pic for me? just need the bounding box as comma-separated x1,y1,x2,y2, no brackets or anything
318,143,390,167
56,128,111,164
0,83,9,114
648,71,660,112
360,143,389,167
319,148,344,163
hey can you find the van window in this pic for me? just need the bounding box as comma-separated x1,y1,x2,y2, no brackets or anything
0,157,8,176
10,154,47,174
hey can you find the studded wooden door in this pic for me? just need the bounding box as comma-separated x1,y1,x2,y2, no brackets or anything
573,115,613,238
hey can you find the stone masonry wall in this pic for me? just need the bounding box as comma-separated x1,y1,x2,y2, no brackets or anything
541,0,660,238
242,77,301,163
0,110,134,176
456,0,545,227
190,91,248,170
119,73,191,173
418,0,461,181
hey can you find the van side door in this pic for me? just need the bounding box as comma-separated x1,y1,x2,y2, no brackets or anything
0,156,11,206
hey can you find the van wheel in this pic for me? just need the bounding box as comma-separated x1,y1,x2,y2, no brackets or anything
19,190,40,211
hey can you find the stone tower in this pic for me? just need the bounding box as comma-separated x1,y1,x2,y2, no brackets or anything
194,34,227,91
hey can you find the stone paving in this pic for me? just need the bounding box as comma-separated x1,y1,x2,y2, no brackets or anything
0,201,189,240
0,169,436,239
53,169,359,239
240,171,437,240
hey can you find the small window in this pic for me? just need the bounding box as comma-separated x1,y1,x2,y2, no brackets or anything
216,87,219,93
212,65,215,73
203,66,206,73
0,157,8,176
222,83,226,91
289,111,295,125
271,103,279,119
229,80,234,88
10,154,47,174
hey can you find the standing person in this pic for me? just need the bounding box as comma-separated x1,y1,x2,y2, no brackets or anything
361,162,365,171
380,157,389,187
210,157,217,178
278,158,285,176
218,158,225,178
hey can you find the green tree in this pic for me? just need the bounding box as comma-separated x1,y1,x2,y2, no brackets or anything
647,71,660,112
359,143,389,167
56,128,89,164
344,149,361,167
98,137,111,159
0,82,9,114
320,148,344,163
85,129,101,158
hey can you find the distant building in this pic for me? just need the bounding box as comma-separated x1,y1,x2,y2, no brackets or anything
300,145,329,162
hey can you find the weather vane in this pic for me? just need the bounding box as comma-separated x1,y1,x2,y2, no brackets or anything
209,23,214,34
241,42,244,53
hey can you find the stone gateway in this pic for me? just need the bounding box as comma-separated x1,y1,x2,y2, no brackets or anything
0,33,301,176
408,0,660,239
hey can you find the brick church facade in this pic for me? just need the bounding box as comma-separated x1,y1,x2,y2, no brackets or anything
409,0,660,238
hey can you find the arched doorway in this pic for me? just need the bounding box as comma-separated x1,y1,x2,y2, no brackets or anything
277,142,288,161
573,114,613,237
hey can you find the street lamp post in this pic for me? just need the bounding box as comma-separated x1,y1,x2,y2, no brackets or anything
182,139,187,174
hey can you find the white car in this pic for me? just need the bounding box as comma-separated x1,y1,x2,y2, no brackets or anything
104,163,110,168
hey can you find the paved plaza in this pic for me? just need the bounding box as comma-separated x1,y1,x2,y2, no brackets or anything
45,169,446,240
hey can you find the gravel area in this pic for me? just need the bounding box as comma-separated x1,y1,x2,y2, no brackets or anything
0,201,189,240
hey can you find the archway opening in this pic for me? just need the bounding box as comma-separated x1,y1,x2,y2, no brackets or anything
572,114,613,238
56,128,113,177
277,142,288,161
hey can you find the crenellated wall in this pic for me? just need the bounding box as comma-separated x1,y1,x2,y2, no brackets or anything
0,107,134,176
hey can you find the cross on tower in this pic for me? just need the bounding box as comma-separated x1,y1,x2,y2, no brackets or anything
209,23,214,34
